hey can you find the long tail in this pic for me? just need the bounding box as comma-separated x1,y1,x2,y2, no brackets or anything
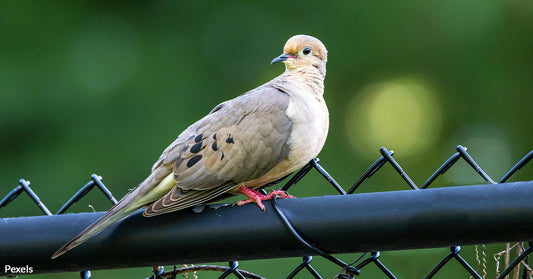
51,170,175,259
50,197,139,259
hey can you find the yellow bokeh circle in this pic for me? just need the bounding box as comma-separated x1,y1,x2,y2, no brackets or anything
346,78,442,157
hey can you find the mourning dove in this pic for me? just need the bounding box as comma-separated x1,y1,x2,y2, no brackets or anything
51,34,329,259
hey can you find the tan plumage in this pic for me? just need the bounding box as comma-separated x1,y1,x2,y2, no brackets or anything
51,34,329,259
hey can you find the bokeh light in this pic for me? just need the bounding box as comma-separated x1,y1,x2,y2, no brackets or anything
346,78,442,158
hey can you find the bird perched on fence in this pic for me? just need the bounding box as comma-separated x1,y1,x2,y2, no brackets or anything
52,34,329,259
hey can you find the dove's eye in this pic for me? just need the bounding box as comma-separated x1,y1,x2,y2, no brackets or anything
302,47,312,55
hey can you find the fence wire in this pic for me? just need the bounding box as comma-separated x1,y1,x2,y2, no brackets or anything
1,145,532,278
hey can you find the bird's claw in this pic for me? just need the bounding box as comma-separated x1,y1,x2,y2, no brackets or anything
235,186,294,211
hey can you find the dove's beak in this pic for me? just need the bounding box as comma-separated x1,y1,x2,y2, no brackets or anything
271,54,295,64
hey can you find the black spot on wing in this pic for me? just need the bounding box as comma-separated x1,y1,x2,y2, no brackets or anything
276,88,288,94
190,142,203,154
187,155,203,168
211,141,218,151
210,103,224,114
221,152,225,160
213,133,216,140
195,134,203,143
226,134,234,144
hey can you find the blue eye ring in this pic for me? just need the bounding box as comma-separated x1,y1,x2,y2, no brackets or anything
302,47,312,55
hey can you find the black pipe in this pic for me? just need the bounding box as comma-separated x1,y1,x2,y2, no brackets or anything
1,181,533,275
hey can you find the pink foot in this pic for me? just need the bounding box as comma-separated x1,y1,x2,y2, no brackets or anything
235,186,294,210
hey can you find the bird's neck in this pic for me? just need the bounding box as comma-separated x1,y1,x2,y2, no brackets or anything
278,66,325,96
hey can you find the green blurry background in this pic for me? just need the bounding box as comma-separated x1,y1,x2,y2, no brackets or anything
1,1,532,278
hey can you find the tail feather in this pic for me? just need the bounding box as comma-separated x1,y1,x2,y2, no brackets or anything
51,170,175,259
50,199,138,259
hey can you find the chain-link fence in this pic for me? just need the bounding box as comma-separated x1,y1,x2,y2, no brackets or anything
1,145,532,278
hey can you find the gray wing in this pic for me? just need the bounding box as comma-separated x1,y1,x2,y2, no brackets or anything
144,86,293,216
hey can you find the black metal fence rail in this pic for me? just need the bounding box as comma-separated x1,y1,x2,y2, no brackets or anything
2,181,533,273
1,145,532,279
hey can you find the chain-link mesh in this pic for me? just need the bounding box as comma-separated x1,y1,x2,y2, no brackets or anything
1,145,532,278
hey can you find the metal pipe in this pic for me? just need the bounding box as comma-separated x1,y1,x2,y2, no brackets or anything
1,181,533,275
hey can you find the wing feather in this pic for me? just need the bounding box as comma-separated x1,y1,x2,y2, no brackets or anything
145,86,292,216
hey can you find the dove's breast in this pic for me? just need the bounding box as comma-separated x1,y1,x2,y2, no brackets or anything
285,88,329,167
239,86,328,191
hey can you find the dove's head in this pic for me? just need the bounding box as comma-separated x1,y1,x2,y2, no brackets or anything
271,34,327,76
